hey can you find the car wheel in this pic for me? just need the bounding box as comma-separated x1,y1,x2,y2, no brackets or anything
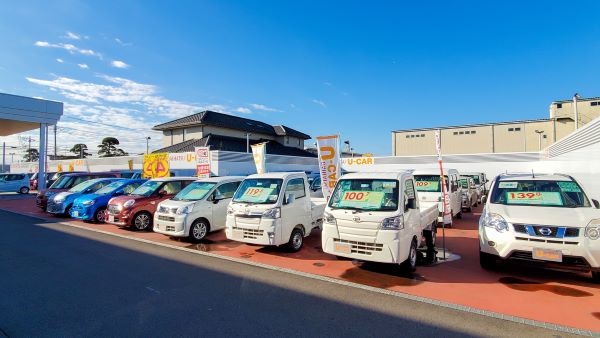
480,251,497,270
64,205,73,217
94,207,108,223
424,228,437,264
592,271,600,284
19,186,30,194
133,212,152,231
189,219,209,242
401,239,418,272
466,201,472,213
287,228,304,252
455,210,462,219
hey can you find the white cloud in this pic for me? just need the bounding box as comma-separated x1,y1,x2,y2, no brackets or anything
111,60,129,69
323,82,333,86
56,58,64,63
64,31,81,40
311,99,327,108
235,107,252,114
249,103,279,112
34,41,101,58
78,63,89,69
115,38,132,46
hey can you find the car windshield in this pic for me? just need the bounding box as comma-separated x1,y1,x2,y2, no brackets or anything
233,179,283,204
459,178,470,189
95,181,125,195
69,180,101,193
490,180,591,208
50,176,75,189
173,182,216,201
471,175,481,185
329,179,399,211
0,175,7,181
414,175,448,193
131,180,163,197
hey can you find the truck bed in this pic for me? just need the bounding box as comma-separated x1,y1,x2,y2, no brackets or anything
310,197,326,222
419,203,439,228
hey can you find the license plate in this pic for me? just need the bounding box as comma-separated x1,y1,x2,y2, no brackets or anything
107,215,114,223
73,211,79,217
232,229,244,240
533,248,562,262
334,243,352,254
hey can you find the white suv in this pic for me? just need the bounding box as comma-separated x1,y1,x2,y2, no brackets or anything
479,173,600,282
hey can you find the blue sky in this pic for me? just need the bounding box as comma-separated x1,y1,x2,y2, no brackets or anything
1,1,599,158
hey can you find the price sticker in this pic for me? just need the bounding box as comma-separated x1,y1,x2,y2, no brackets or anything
238,187,275,203
506,191,563,206
338,190,385,209
415,181,439,191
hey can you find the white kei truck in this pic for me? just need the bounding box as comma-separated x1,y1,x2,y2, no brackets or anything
412,168,463,227
321,172,439,271
225,172,326,252
479,173,600,282
153,176,244,242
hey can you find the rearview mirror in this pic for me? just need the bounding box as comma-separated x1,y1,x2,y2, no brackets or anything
285,193,295,205
593,199,600,209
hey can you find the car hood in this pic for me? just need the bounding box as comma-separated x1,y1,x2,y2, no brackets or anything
486,203,600,227
39,188,68,196
74,193,110,205
159,199,196,209
109,194,149,205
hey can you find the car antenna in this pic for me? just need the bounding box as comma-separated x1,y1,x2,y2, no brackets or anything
531,169,535,178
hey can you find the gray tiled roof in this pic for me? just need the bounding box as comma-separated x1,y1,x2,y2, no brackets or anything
152,110,311,139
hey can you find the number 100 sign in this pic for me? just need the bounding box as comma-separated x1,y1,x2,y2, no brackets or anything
143,153,170,178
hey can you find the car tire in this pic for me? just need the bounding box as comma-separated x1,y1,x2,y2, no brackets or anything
592,271,600,284
133,212,152,231
455,210,462,219
287,228,304,252
480,251,497,270
94,207,108,223
64,204,73,218
189,219,209,242
466,201,472,213
424,228,437,264
401,239,418,272
19,186,30,194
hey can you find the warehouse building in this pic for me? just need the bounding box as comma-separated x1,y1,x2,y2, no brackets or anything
392,96,600,156
152,110,315,157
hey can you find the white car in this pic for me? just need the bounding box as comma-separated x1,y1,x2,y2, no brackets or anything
459,176,478,212
462,171,488,204
153,176,244,241
0,173,31,194
479,173,600,282
413,168,463,226
226,172,326,252
321,172,439,271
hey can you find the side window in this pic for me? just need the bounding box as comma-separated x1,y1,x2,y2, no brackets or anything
285,178,306,199
73,176,90,186
162,181,183,194
122,182,141,194
215,182,241,199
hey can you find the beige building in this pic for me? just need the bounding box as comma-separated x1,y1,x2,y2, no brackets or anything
392,96,600,156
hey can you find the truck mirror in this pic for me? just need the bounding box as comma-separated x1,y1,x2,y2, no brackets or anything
593,199,600,209
285,193,295,205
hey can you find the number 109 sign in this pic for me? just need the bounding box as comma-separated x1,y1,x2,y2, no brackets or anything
143,153,170,179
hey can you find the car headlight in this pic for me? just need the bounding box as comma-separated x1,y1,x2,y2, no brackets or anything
82,200,95,206
54,195,65,203
123,199,135,208
482,211,508,232
324,211,336,225
585,219,600,240
381,216,404,230
227,205,235,215
262,208,281,219
176,204,194,215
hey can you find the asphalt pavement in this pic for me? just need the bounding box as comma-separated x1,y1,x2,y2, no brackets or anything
0,210,583,337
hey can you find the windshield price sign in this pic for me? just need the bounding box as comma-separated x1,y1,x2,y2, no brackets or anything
416,181,439,191
239,187,275,203
339,190,385,209
143,153,170,179
506,191,563,206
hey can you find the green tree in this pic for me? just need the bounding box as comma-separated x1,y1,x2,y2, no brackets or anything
70,143,91,158
23,148,39,162
98,137,128,157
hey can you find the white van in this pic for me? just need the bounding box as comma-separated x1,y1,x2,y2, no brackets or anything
225,172,326,251
459,175,479,212
153,176,244,241
462,171,488,204
321,172,439,271
479,173,600,282
412,168,462,226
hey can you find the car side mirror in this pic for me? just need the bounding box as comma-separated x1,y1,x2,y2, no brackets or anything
158,190,168,196
593,199,600,209
285,193,295,205
404,197,416,212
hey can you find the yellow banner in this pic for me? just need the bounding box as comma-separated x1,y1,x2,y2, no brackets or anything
143,153,170,179
57,164,63,172
68,163,74,172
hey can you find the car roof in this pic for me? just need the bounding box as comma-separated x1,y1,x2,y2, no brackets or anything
413,168,458,175
149,176,198,182
340,171,412,180
246,172,306,179
497,173,573,181
194,176,245,183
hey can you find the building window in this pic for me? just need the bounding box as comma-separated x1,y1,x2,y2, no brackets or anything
515,127,521,131
543,135,547,138
420,134,425,137
471,130,476,134
410,135,415,138
465,131,470,134
591,101,599,106
406,135,410,138
453,132,458,135
508,128,514,131
556,103,562,108
459,131,464,135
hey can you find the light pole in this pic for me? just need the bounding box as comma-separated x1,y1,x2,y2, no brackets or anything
246,133,252,153
573,93,581,130
9,152,15,163
146,137,151,154
534,130,544,151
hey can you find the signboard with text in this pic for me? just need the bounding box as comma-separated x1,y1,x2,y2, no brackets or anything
143,153,170,179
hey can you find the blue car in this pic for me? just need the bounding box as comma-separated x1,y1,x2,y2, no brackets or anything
71,179,147,222
47,178,122,216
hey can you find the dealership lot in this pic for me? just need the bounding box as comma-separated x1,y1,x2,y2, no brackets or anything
1,195,598,334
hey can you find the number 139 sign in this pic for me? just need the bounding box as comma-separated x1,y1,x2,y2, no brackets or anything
143,153,170,179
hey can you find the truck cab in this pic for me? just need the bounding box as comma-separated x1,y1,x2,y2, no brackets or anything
225,172,326,252
412,168,462,226
153,176,244,242
321,172,438,271
479,173,600,282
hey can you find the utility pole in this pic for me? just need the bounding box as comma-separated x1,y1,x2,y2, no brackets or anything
573,93,580,130
54,124,57,158
28,136,31,151
246,133,251,153
2,142,5,173
146,137,151,154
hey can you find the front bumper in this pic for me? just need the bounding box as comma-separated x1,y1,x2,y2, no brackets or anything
225,215,279,246
479,224,600,271
70,204,93,220
47,200,67,214
106,208,131,227
153,213,189,237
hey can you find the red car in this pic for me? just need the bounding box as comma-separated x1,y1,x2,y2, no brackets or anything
36,172,120,211
106,177,195,231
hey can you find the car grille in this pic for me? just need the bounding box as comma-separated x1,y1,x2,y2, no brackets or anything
509,250,590,268
158,215,175,222
333,238,383,256
47,202,62,213
232,226,264,239
512,224,579,238
108,204,121,215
